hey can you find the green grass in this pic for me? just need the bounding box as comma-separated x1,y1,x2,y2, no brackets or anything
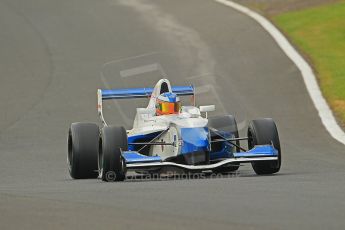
273,1,345,126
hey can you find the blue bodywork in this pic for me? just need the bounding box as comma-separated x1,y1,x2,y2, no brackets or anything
233,145,278,158
209,130,236,160
123,152,162,163
180,127,209,154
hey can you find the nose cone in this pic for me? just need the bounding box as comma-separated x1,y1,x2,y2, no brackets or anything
180,127,209,154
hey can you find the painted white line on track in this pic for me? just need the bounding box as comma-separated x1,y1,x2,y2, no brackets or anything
214,0,345,145
120,63,160,78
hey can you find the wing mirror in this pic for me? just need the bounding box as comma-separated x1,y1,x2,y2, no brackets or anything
199,105,215,118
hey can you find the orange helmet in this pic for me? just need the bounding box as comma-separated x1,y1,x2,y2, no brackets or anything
156,93,181,115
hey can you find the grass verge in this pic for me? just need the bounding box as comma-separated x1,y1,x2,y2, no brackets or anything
272,1,345,127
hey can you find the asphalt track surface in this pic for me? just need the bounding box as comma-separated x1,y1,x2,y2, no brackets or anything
1,0,345,229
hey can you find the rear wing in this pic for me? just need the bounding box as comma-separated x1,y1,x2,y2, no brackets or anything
97,86,194,126
100,86,194,100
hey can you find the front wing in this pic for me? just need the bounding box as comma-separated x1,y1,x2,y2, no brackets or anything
123,145,278,171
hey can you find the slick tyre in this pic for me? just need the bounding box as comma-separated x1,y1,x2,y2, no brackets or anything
99,126,128,182
248,118,281,175
68,122,99,179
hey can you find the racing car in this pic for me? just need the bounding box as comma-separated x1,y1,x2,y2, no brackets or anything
68,79,281,182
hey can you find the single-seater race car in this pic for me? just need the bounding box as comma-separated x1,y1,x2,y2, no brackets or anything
68,79,281,182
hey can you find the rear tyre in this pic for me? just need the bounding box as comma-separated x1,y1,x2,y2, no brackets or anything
99,126,128,182
68,122,99,179
248,118,281,175
208,115,240,173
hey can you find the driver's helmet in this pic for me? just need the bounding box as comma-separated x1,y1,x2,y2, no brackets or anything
156,92,181,115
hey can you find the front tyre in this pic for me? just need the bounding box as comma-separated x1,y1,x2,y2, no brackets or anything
68,123,99,179
99,126,128,182
248,118,281,175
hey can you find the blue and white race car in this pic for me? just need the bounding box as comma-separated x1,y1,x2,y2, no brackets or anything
68,79,281,181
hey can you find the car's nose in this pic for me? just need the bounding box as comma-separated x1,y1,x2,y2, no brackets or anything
180,127,209,154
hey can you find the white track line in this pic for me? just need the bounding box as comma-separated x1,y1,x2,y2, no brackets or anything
214,0,345,145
